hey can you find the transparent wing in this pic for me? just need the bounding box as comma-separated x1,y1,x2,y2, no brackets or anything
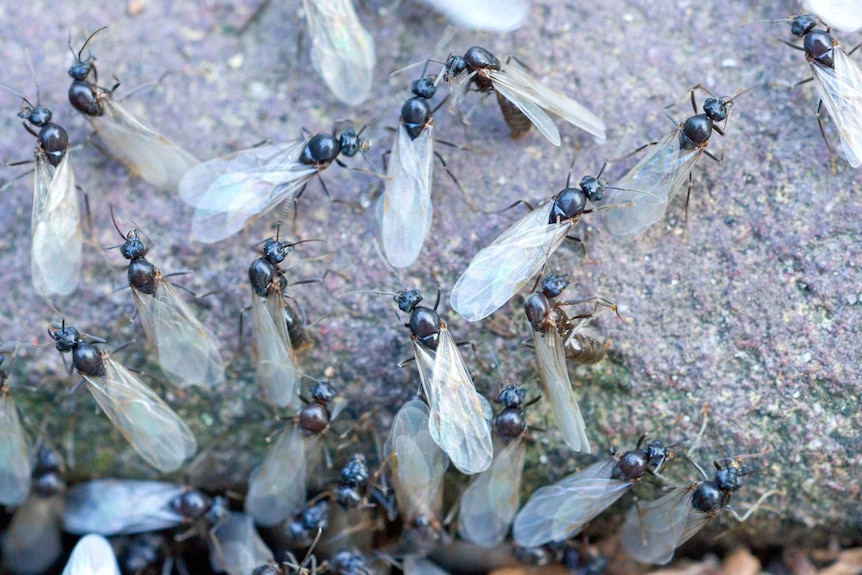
491,77,561,145
0,386,31,507
378,124,434,268
428,327,494,474
489,66,606,141
179,139,317,244
131,274,224,389
809,47,862,168
251,286,301,409
804,0,862,32
457,434,526,547
620,483,713,565
62,479,185,535
450,201,571,322
599,126,702,240
384,399,449,521
61,534,121,575
245,426,308,527
412,342,436,400
1,494,63,573
512,458,628,547
83,355,198,473
90,98,199,193
532,326,589,453
209,512,274,575
417,0,528,31
403,557,451,575
303,0,375,106
31,150,81,297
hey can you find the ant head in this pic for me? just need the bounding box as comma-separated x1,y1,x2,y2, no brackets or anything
496,384,526,408
262,237,293,265
443,53,467,81
790,13,818,37
394,289,423,313
309,380,337,404
411,75,437,99
49,322,79,352
541,273,569,299
67,26,107,80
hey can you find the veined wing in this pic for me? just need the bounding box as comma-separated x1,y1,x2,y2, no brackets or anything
457,434,526,547
209,512,274,575
412,341,436,401
417,0,528,31
620,483,710,565
804,0,862,32
599,126,702,240
384,399,449,521
378,124,434,268
450,201,570,322
533,327,589,453
62,534,120,575
304,0,375,106
251,286,301,409
0,386,31,507
31,150,81,297
181,140,317,243
82,354,197,473
131,274,225,389
245,426,307,527
810,47,862,168
512,458,627,547
428,326,494,474
63,479,185,535
91,98,200,193
490,66,606,141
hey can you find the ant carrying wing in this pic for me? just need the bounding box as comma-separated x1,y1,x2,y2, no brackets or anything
788,15,862,167
444,47,605,146
61,534,121,575
67,29,200,192
179,129,368,243
619,449,771,565
377,81,437,269
116,226,225,389
598,88,741,239
457,385,528,547
450,170,602,322
63,479,200,535
303,0,376,107
512,439,672,547
49,324,198,472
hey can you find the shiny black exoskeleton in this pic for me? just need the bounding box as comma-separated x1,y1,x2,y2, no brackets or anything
610,439,671,482
548,186,589,225
284,499,330,547
400,74,438,140
493,384,527,441
334,453,370,509
394,289,441,350
248,237,296,298
119,229,158,295
679,95,733,150
49,323,106,377
444,46,501,93
298,381,337,434
67,28,109,117
169,489,213,519
525,274,571,335
790,14,837,69
298,128,367,166
1,85,70,167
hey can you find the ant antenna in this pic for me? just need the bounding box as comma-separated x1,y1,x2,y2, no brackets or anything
70,26,108,63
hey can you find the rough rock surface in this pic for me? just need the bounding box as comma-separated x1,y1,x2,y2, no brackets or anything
0,0,859,561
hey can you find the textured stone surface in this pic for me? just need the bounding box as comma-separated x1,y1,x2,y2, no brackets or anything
0,0,859,562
